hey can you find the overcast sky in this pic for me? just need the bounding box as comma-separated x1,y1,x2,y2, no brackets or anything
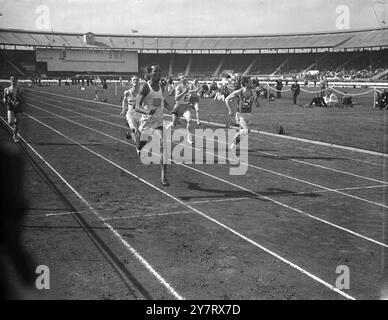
0,0,386,35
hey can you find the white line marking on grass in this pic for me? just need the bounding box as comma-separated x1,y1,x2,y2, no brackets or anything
0,116,184,301
256,130,388,158
26,88,387,158
102,211,192,221
26,88,120,107
21,112,356,300
25,102,388,248
190,117,388,158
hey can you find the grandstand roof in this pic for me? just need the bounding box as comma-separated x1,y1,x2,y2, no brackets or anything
0,28,387,51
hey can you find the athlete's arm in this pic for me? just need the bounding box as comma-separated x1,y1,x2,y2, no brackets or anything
2,88,7,104
225,89,241,115
163,100,173,113
253,91,260,108
134,83,155,115
175,85,188,101
17,86,24,103
120,90,129,116
188,83,199,94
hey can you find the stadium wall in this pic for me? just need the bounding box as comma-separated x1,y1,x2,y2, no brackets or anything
35,48,138,73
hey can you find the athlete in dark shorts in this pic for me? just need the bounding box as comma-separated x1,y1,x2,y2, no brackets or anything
188,76,201,125
3,77,23,143
135,65,173,186
225,76,259,154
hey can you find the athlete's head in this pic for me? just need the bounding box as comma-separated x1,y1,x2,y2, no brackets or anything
193,76,199,85
241,76,252,88
147,64,162,83
131,75,139,86
178,73,187,85
10,76,16,85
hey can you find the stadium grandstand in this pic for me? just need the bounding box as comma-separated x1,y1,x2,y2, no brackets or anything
0,27,387,81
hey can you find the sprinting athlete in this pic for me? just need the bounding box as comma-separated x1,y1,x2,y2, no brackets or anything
135,65,173,186
188,76,201,125
120,76,141,143
3,76,23,143
170,74,195,144
225,76,259,154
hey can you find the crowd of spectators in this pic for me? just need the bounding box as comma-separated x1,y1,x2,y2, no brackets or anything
318,67,385,81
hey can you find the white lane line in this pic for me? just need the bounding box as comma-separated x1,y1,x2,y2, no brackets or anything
189,184,388,205
0,116,184,301
24,103,388,249
30,90,386,168
190,197,254,205
292,146,384,167
45,210,88,217
21,111,356,300
26,88,387,158
254,149,387,185
102,211,192,221
26,96,388,197
174,126,388,209
28,93,387,185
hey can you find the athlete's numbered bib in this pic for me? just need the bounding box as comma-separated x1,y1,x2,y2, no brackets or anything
153,98,162,107
240,96,253,113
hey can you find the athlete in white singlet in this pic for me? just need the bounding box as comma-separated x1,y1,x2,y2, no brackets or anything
120,76,141,143
171,74,195,144
3,76,23,143
188,76,201,125
135,65,173,186
225,76,259,154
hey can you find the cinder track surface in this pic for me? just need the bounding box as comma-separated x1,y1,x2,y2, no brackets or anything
1,84,387,300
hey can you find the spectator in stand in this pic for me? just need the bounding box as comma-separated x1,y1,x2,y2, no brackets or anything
214,88,223,101
291,80,300,104
102,78,108,102
214,85,228,101
160,77,167,92
209,81,219,98
320,77,328,97
222,84,229,99
234,76,242,90
275,79,283,99
167,78,175,96
342,92,354,107
309,93,327,107
201,82,209,97
324,90,339,107
376,89,387,110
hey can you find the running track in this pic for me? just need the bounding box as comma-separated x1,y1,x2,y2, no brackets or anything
2,87,387,300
